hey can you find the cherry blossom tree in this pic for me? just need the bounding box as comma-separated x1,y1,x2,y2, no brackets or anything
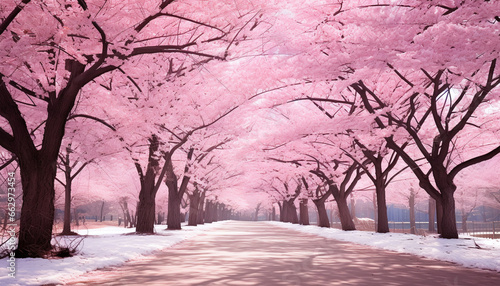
275,0,500,239
0,0,263,257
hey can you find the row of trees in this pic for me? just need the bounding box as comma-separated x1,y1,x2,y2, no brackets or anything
1,0,500,258
0,0,272,257
241,0,500,239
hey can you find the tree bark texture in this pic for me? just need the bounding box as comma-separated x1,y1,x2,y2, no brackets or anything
299,199,309,225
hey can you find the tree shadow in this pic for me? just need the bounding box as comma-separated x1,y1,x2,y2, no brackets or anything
66,221,500,285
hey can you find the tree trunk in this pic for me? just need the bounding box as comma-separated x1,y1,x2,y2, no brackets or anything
16,161,56,258
278,201,284,222
375,183,389,233
335,194,356,231
373,192,378,231
330,207,334,225
165,148,192,230
313,198,330,227
74,208,79,226
436,198,443,235
188,189,200,226
130,210,136,228
100,201,105,222
350,194,356,219
157,212,163,224
119,199,131,228
205,200,213,223
461,209,468,232
409,189,416,234
213,202,219,222
271,206,276,221
135,189,156,233
197,192,205,225
167,187,182,230
440,189,458,238
126,208,132,228
299,199,309,225
254,203,261,221
2,209,8,230
283,200,298,223
5,60,86,258
135,135,160,233
61,180,73,235
428,197,436,232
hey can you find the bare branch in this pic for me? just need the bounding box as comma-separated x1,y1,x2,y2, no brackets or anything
0,156,16,171
135,12,224,34
267,157,302,167
0,0,31,36
450,145,500,181
67,114,116,131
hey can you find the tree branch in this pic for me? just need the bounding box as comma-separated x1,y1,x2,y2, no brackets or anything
71,161,91,180
67,114,116,131
0,0,31,36
0,156,16,171
449,145,500,181
135,12,224,34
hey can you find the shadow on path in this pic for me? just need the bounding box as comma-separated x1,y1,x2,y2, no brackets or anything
67,221,500,285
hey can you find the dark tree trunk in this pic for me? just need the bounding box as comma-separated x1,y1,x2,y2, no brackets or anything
197,192,205,225
119,198,131,228
436,198,443,235
188,189,200,226
350,195,356,219
135,135,160,234
299,199,309,225
428,197,436,232
287,201,299,224
205,200,213,223
439,188,458,239
61,179,73,235
278,201,284,222
167,187,182,230
157,212,163,224
375,183,389,233
313,198,330,227
373,192,378,231
2,60,86,258
16,160,56,257
165,148,192,230
2,209,8,230
312,165,360,231
135,191,156,232
271,206,276,221
409,189,416,234
333,192,356,231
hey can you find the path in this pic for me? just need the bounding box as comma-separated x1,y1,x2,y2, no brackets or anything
67,221,500,285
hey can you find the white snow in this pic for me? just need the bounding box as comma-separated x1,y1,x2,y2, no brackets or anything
0,222,227,286
267,221,500,272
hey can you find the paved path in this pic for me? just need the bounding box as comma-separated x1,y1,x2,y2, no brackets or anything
67,221,500,285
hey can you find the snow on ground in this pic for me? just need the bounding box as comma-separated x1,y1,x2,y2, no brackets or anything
0,222,227,286
267,221,500,272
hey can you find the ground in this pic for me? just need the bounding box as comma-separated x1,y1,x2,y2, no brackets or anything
2,221,500,285
65,221,500,286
